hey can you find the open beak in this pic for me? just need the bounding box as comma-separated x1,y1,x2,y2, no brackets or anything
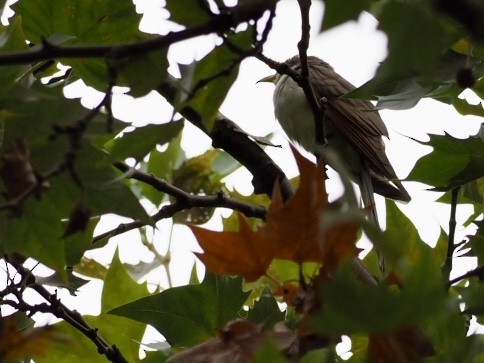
257,73,277,84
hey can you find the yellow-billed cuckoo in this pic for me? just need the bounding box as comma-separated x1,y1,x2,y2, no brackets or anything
259,55,410,221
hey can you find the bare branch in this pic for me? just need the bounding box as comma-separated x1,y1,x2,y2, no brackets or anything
297,0,326,150
91,162,268,245
3,257,129,363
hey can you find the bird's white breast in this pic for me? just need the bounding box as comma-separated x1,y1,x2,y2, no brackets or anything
273,74,362,177
273,74,317,152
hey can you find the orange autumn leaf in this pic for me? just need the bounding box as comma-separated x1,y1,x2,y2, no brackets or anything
192,213,274,282
0,314,59,362
193,147,359,282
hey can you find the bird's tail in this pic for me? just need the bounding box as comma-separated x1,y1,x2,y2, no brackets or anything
359,159,385,273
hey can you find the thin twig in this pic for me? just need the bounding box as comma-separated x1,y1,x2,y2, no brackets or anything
448,264,484,286
91,162,267,244
297,0,326,150
443,187,460,280
3,257,129,363
0,3,274,66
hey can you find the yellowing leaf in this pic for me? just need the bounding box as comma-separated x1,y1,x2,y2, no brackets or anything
0,315,62,361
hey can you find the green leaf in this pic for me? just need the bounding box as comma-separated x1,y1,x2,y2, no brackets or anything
0,83,149,272
116,49,169,97
63,214,100,267
13,0,142,44
35,315,145,363
0,195,67,276
452,97,484,117
106,120,184,163
174,28,254,131
312,254,446,335
378,1,457,78
142,131,185,206
0,17,30,95
300,348,337,363
36,270,89,294
108,272,250,346
166,0,212,27
253,340,289,363
246,287,285,327
321,0,371,30
13,0,145,90
349,2,461,106
102,250,149,313
408,125,484,189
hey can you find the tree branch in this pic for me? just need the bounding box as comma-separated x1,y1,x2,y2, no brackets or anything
448,264,484,286
91,162,268,245
297,0,327,150
0,2,276,66
3,257,129,363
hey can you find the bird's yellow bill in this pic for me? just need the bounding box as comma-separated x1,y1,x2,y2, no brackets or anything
257,73,277,83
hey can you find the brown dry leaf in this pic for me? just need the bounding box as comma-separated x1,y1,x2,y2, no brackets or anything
0,315,58,362
193,213,274,282
167,319,296,363
0,138,38,200
193,147,359,282
368,325,435,363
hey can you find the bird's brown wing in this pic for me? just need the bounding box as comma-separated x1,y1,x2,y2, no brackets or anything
306,58,398,181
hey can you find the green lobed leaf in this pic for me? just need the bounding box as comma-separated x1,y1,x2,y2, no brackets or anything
108,272,250,346
0,196,68,276
349,2,463,107
452,97,484,117
174,27,254,131
34,314,145,363
106,120,184,163
408,125,484,189
13,0,145,90
116,49,169,97
142,131,185,206
13,0,142,44
63,215,100,267
35,269,89,294
166,0,212,27
0,17,30,95
246,287,285,327
312,250,446,336
321,0,372,31
0,83,149,273
102,250,149,313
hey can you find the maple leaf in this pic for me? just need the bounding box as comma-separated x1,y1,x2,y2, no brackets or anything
193,147,359,282
0,314,62,361
192,213,275,282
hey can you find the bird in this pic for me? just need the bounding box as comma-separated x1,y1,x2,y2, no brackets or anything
259,55,410,220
